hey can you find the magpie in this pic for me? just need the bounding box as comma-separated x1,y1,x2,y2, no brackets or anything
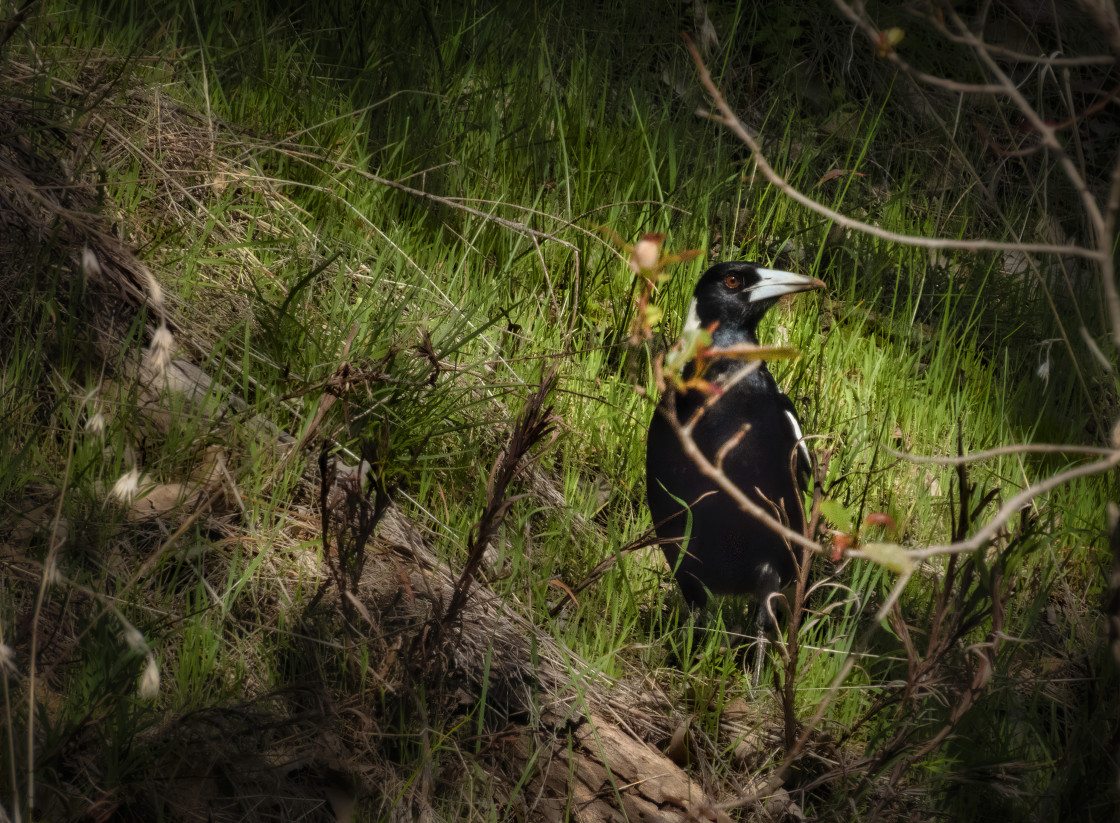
646,261,823,677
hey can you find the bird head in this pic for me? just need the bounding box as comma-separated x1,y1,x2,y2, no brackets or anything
683,262,825,345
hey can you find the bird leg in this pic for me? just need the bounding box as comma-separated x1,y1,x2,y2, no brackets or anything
751,570,781,687
751,631,768,687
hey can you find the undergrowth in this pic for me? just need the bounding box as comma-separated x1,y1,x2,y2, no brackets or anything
1,0,1117,820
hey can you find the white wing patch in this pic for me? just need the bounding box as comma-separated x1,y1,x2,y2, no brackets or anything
785,409,810,468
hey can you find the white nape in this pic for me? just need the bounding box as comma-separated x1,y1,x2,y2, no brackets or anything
682,299,700,334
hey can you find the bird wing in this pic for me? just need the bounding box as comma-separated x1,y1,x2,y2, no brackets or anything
779,393,812,491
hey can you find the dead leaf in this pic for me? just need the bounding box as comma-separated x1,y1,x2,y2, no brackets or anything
815,169,866,187
666,720,690,767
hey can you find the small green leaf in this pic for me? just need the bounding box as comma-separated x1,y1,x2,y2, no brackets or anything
820,498,854,534
859,542,915,576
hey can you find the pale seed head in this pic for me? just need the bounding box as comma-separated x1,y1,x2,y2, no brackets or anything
139,654,160,699
110,467,141,504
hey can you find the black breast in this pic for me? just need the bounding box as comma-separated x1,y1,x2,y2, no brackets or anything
645,361,804,609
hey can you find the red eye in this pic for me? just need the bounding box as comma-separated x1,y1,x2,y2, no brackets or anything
723,275,740,289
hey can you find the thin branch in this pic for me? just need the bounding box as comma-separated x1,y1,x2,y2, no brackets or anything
889,443,1119,465
943,9,1107,242
719,655,860,811
936,6,1120,346
911,449,1120,559
846,449,1120,581
830,1,1011,95
682,35,1104,263
934,37,1117,67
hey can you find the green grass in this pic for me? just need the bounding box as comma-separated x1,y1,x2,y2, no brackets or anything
2,0,1118,820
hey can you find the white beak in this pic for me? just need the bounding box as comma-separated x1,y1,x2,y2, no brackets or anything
747,268,826,303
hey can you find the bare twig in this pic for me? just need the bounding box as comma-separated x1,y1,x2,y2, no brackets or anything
929,5,1120,347
929,23,1117,66
426,371,558,648
889,443,1119,465
682,34,1104,263
911,449,1120,560
947,14,1115,267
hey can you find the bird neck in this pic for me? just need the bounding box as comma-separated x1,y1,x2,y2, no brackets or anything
710,322,760,348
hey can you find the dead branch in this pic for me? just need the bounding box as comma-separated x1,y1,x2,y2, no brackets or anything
889,442,1119,464
910,448,1120,560
681,34,1104,263
939,6,1120,345
442,370,558,628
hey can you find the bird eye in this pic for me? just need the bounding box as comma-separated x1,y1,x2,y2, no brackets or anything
723,274,740,289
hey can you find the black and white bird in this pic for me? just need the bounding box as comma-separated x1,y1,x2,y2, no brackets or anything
646,261,823,674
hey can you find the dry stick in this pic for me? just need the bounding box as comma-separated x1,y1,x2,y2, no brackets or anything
780,452,828,751
857,455,997,802
781,507,818,752
889,443,1119,465
873,570,1006,812
940,6,1120,347
832,2,1012,97
721,654,862,812
849,448,1120,624
911,448,1120,560
681,34,1103,263
928,20,1117,66
832,0,1108,102
829,0,1105,424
